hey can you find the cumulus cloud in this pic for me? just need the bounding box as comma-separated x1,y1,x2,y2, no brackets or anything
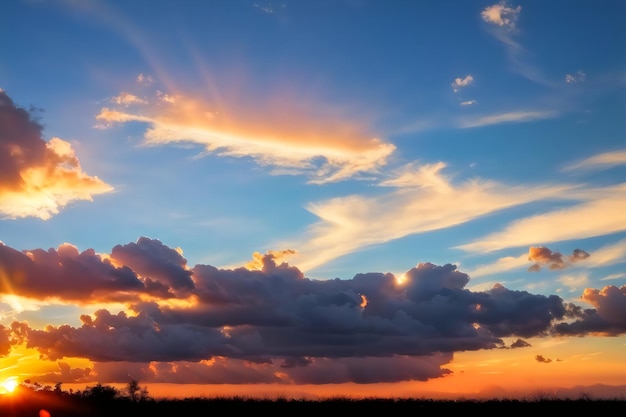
8,237,603,383
527,246,590,272
111,92,147,105
481,1,521,29
0,91,112,220
555,285,626,336
95,88,395,184
451,75,474,93
4,237,623,384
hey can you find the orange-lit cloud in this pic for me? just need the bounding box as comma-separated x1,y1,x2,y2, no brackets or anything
0,91,112,220
481,1,521,29
96,88,395,184
527,246,590,272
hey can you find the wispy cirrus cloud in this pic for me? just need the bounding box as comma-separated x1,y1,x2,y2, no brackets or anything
284,162,575,271
480,2,553,85
459,110,558,128
456,184,626,253
96,88,395,184
0,91,112,220
562,149,626,172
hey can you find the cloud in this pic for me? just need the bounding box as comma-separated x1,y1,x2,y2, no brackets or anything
459,110,558,128
510,338,531,348
555,285,626,336
0,91,113,220
136,73,154,86
480,2,552,85
96,89,395,184
460,100,478,106
562,149,626,172
111,92,147,105
535,354,553,363
5,237,623,384
527,246,590,272
565,71,587,84
288,162,575,271
451,75,474,93
465,253,529,278
457,184,626,253
481,1,521,29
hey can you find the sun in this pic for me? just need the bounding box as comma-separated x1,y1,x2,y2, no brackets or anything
0,376,18,394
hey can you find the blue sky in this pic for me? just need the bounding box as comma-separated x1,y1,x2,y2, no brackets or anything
0,0,625,397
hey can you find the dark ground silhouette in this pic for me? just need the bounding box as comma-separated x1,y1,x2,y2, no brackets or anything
1,383,623,417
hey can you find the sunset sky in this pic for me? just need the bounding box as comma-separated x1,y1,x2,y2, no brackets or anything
1,0,625,400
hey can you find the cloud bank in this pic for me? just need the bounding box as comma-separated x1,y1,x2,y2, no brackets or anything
2,237,624,385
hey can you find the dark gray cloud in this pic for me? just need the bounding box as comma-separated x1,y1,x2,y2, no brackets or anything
3,237,625,384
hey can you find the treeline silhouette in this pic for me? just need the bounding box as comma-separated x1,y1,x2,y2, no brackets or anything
0,379,622,417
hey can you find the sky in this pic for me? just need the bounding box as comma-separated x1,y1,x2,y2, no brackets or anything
0,0,625,400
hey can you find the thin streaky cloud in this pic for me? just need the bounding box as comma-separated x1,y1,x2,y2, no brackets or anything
96,90,395,184
459,110,558,128
284,164,578,272
465,252,529,278
562,149,626,172
457,186,626,254
460,100,478,106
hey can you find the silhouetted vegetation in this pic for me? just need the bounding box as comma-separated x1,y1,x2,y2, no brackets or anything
0,380,622,417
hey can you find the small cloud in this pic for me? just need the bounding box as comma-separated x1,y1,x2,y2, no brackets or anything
535,354,552,363
565,71,586,84
511,338,531,349
111,92,147,106
481,1,522,29
460,100,478,106
136,73,154,86
528,246,590,272
451,75,474,93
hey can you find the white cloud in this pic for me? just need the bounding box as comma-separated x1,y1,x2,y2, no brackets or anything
481,1,521,29
456,184,626,253
465,252,529,278
451,75,474,93
285,164,575,271
460,110,558,128
460,100,478,106
565,71,587,84
563,149,626,172
584,238,626,268
558,273,590,293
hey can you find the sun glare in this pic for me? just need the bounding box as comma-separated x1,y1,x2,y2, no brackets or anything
0,376,18,394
